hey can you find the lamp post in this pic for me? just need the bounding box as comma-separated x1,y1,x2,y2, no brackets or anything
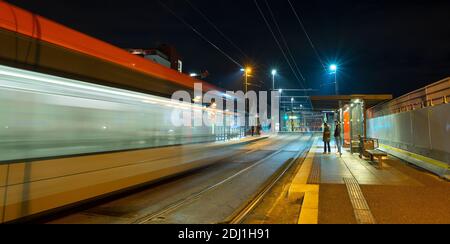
291,97,294,110
278,89,282,132
244,67,252,94
241,67,252,136
290,97,295,132
271,69,277,91
330,64,338,95
330,64,342,120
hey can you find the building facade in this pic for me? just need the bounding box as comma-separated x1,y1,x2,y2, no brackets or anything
126,44,183,73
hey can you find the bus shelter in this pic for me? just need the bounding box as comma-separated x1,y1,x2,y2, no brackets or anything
310,95,393,147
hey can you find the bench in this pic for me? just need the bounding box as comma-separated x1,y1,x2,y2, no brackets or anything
366,149,388,169
357,138,376,157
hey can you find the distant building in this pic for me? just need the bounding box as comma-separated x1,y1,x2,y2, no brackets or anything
145,49,172,68
158,44,183,73
126,44,183,73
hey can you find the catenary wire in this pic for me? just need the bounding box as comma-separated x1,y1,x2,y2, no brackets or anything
287,0,327,72
264,0,307,84
255,0,313,109
264,0,314,108
184,0,250,60
157,0,243,68
253,0,306,89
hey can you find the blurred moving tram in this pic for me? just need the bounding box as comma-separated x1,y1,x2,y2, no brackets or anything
0,2,244,222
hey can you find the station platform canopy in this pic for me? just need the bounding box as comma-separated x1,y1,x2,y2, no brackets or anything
310,94,393,111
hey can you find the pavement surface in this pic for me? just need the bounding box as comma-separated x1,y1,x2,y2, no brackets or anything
241,137,449,224
315,139,450,224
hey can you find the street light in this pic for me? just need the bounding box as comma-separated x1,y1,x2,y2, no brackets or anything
244,67,252,93
290,98,295,132
241,67,252,136
277,88,283,132
330,64,342,120
271,69,277,90
329,64,338,95
330,64,337,73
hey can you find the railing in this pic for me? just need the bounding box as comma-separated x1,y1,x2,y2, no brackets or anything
367,77,450,119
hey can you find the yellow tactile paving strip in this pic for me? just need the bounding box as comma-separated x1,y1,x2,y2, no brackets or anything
343,177,376,224
288,138,320,224
307,158,321,185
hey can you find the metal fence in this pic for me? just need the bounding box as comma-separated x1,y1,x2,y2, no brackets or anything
367,103,449,177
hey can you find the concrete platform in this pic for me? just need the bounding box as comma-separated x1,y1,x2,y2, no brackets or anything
290,138,450,224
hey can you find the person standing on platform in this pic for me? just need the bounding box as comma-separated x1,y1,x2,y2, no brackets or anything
323,123,331,154
335,121,343,157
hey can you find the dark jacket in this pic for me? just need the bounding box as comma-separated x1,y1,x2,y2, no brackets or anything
334,124,342,137
323,125,331,142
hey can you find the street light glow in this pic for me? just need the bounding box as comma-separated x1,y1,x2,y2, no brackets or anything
272,69,277,75
246,67,252,74
330,64,338,72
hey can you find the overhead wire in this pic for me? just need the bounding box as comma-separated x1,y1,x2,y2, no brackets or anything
157,0,243,68
263,0,314,109
253,0,306,89
255,0,313,109
287,0,327,72
184,0,250,61
263,0,307,84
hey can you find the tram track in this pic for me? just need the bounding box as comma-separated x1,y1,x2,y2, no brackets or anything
132,135,312,224
39,135,309,224
225,137,313,224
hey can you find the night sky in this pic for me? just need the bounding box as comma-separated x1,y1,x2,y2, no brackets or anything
7,0,450,97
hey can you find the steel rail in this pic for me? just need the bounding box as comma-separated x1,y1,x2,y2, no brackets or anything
226,137,313,224
132,136,301,224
